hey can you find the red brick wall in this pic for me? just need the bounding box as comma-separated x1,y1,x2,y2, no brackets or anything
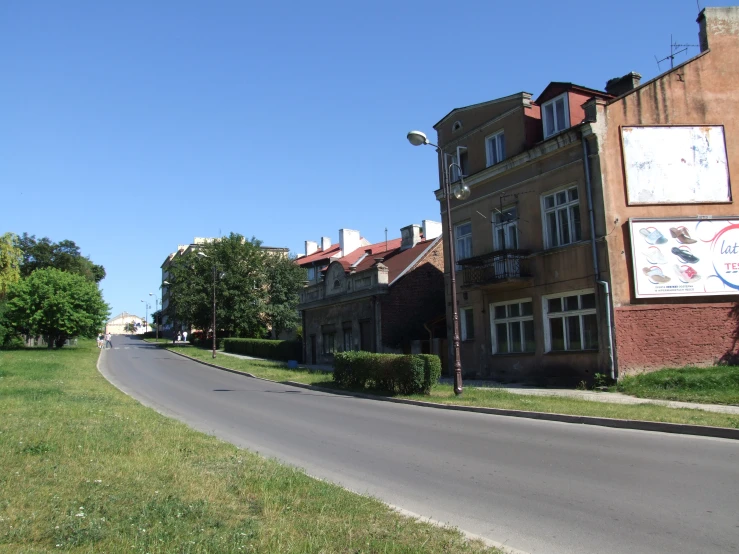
380,241,445,350
614,303,739,375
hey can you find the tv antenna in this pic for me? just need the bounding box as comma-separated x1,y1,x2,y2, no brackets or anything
655,34,699,70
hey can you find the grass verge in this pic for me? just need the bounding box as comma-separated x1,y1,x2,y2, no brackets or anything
616,365,739,405
170,347,739,430
0,340,498,553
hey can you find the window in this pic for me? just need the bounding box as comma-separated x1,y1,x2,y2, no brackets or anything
454,222,472,265
446,146,468,182
542,94,570,138
342,324,353,352
493,206,518,251
486,131,505,167
460,307,474,340
543,291,598,352
333,279,341,289
306,267,315,281
542,186,581,248
490,300,535,354
322,332,335,354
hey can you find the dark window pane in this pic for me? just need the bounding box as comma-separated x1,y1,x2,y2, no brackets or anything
509,303,520,317
547,212,558,247
583,314,599,350
464,309,475,340
545,195,555,209
496,324,509,353
548,298,562,313
550,318,565,351
523,320,536,352
581,293,596,310
495,305,507,319
559,207,570,244
571,205,582,242
544,105,555,136
511,322,522,352
556,191,567,205
565,295,579,311
555,98,566,130
566,316,581,350
568,187,578,201
521,302,533,316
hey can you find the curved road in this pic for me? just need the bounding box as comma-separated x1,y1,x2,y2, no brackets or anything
100,335,739,554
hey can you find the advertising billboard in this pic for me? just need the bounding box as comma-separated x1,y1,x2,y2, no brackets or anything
622,126,731,205
630,218,739,298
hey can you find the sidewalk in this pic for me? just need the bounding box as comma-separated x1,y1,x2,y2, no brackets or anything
216,351,739,416
440,379,739,415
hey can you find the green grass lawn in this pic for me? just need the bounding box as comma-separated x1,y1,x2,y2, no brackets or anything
0,341,498,553
170,347,739,430
616,366,739,405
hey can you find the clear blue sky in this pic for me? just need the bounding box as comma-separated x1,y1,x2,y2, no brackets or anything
1,0,730,320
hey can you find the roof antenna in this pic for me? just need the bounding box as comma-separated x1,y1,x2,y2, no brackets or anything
655,33,699,70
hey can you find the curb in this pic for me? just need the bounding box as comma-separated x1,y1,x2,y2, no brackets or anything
168,349,739,441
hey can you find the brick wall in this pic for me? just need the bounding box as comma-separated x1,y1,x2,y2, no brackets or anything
614,303,739,375
380,241,445,350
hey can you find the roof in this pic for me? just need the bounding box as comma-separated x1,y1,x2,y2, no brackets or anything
535,82,613,105
296,242,343,266
343,236,440,284
433,92,531,128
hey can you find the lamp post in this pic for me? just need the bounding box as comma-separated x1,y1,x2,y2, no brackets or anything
198,252,217,359
149,292,160,340
163,281,176,344
140,300,151,335
407,130,470,396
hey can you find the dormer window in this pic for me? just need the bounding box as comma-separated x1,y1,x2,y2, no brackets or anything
452,120,463,133
542,94,569,138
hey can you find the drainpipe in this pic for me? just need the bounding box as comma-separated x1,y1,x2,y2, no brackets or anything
581,135,615,380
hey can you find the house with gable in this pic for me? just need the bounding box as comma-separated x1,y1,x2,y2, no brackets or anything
297,221,446,365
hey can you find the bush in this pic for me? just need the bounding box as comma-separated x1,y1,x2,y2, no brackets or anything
224,338,302,363
333,352,441,395
192,336,225,350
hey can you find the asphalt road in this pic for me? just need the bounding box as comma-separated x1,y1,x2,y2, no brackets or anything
100,335,739,554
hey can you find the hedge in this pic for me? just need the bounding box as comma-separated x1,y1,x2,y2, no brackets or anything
333,351,441,395
191,336,225,350
223,338,302,363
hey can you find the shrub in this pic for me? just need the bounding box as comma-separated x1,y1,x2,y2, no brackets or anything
333,352,441,395
223,338,302,363
192,336,225,350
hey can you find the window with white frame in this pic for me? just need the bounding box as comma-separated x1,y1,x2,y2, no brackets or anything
543,291,598,352
542,94,570,138
542,186,581,248
454,221,472,265
486,131,505,167
460,307,474,340
493,206,518,250
446,146,468,182
490,299,535,354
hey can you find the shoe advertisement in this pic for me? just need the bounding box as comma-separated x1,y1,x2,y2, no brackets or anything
630,218,739,298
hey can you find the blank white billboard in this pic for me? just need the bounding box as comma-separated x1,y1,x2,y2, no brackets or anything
622,126,731,205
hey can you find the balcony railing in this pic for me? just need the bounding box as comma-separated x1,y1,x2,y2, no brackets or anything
457,249,531,287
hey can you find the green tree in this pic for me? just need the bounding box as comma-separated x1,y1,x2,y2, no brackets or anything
0,232,22,299
263,252,305,337
18,233,106,283
3,268,110,348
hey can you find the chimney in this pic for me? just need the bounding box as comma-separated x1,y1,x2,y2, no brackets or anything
605,72,642,96
400,224,422,251
321,236,332,251
338,228,361,257
305,241,318,256
422,220,442,240
698,7,739,52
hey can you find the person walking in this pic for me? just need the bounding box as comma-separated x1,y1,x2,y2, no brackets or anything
182,330,188,343
177,332,182,342
97,333,103,349
105,332,112,349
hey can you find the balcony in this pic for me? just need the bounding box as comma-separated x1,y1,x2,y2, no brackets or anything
457,250,531,288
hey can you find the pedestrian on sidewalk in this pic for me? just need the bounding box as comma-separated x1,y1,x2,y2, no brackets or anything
105,332,112,349
97,333,103,349
182,330,188,343
177,332,182,342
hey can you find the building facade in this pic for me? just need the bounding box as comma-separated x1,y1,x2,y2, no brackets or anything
106,312,149,335
429,7,739,384
297,222,446,365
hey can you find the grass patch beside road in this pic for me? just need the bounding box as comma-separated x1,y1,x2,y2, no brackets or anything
616,366,739,405
169,347,739,430
0,341,497,553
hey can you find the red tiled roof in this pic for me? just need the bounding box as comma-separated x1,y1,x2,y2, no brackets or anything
349,238,439,283
296,243,342,266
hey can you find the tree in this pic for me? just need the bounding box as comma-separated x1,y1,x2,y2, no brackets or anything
2,268,110,348
263,252,306,337
0,232,22,299
17,233,106,283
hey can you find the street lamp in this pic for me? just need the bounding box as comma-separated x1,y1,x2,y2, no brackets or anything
407,129,469,396
140,300,151,335
163,281,176,344
149,292,160,340
198,251,217,359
